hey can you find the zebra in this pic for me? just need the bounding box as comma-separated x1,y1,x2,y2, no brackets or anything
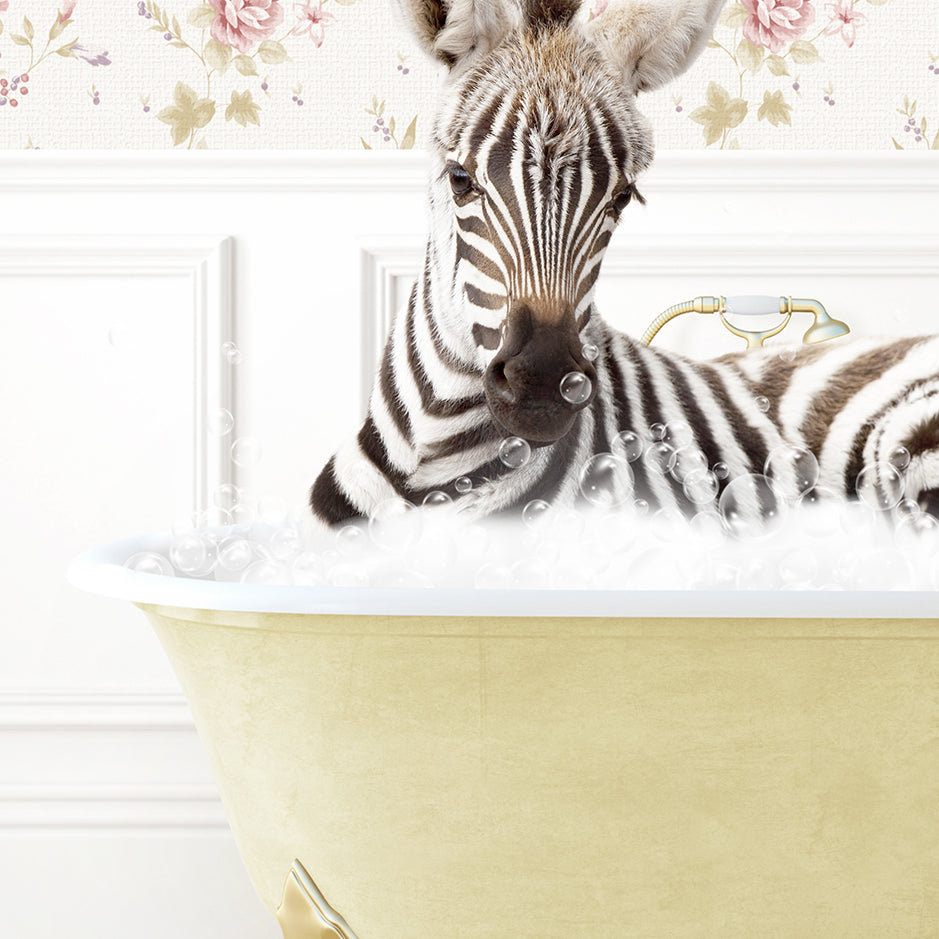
310,0,939,528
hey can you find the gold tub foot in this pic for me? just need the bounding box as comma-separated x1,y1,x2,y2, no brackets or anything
276,860,360,939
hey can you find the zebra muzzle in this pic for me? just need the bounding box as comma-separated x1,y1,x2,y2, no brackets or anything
484,303,597,444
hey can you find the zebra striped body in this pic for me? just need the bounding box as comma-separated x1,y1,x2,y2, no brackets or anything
312,283,939,522
310,0,939,526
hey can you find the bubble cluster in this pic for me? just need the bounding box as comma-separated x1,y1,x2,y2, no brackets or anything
126,422,938,591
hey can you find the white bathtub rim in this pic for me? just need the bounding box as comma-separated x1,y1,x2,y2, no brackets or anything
66,531,939,619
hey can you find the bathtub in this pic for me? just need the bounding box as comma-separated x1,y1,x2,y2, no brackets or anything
69,531,939,938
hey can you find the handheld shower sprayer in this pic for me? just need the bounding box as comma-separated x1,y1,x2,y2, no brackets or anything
640,296,851,349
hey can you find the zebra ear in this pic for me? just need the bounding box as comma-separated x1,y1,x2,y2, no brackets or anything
395,0,524,67
585,0,725,94
526,0,583,28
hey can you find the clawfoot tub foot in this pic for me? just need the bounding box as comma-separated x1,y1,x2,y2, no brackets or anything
276,860,361,939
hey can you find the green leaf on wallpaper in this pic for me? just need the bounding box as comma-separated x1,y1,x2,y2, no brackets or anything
11,33,30,46
205,38,231,72
361,137,373,150
892,138,903,150
188,5,217,28
172,14,182,35
55,40,78,57
789,40,820,64
736,37,763,73
765,55,789,76
689,82,747,147
932,130,939,150
258,40,288,64
388,115,396,136
863,0,890,5
400,116,418,150
232,54,258,76
333,0,359,5
23,15,33,41
719,3,749,28
757,90,792,126
0,20,4,37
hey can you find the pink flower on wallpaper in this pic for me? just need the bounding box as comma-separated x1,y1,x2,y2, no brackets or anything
742,0,816,54
0,1,9,12
209,0,284,54
294,1,335,47
822,0,866,48
59,0,77,22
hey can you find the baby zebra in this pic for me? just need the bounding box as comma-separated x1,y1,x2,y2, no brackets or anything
310,0,939,525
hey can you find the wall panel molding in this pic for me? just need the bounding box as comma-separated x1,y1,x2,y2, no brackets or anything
0,234,233,515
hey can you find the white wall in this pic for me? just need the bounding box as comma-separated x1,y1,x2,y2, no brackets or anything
1,151,938,938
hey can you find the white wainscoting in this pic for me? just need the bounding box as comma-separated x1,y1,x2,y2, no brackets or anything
0,151,937,938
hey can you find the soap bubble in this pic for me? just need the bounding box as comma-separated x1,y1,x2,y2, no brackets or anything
712,461,730,481
368,498,421,551
795,486,841,537
269,526,303,561
736,557,781,591
664,420,694,448
779,548,819,585
217,536,253,572
335,524,366,557
329,564,370,588
455,476,473,494
856,463,905,511
670,446,708,483
499,436,531,469
777,345,798,363
510,556,551,588
207,407,234,437
582,341,599,362
688,510,724,545
169,533,207,574
213,483,243,511
683,469,719,505
292,551,327,587
888,446,911,472
649,423,666,441
423,490,453,508
764,445,819,496
231,437,262,468
894,511,939,551
643,441,676,475
559,371,592,405
719,473,787,539
522,499,551,529
632,498,650,515
579,453,633,508
231,501,256,525
475,562,514,589
755,395,771,413
124,551,174,577
613,430,643,463
221,341,243,365
241,559,290,586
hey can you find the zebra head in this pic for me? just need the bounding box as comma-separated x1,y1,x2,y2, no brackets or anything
398,0,725,444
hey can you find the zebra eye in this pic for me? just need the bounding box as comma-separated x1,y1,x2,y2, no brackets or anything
447,162,474,198
611,187,634,214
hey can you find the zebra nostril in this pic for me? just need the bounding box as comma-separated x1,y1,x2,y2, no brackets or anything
486,359,516,404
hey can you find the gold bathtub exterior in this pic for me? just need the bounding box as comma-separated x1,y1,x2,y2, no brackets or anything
140,603,939,938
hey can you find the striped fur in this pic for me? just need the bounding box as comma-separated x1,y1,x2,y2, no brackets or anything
311,2,939,525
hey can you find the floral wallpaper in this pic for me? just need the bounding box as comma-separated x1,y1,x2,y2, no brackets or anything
0,0,935,150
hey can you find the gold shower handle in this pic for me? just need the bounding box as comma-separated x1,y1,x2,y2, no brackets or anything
640,295,851,348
